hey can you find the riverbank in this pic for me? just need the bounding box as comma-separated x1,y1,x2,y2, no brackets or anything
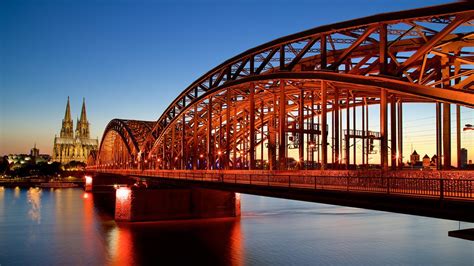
0,177,84,188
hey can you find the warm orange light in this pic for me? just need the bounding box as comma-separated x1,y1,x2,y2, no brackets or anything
218,151,222,155
83,193,89,199
116,187,131,201
200,154,204,158
85,176,93,185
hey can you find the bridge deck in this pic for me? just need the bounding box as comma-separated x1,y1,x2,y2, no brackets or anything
89,169,474,201
88,169,474,222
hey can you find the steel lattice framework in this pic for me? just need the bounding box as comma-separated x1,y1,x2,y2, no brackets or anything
93,3,474,172
96,119,155,167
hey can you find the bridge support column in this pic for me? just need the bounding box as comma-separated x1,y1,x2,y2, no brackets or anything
397,100,403,169
456,105,461,168
225,91,231,169
361,98,365,167
443,103,451,169
334,88,340,168
278,81,287,170
181,115,186,169
268,93,277,170
380,88,388,170
207,96,213,170
298,88,305,169
352,96,356,168
321,81,327,170
345,91,350,169
249,84,256,170
390,95,397,170
436,102,442,170
193,104,199,170
115,187,241,222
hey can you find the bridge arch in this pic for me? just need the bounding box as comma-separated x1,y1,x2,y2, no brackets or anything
95,119,155,168
93,3,473,171
143,3,473,171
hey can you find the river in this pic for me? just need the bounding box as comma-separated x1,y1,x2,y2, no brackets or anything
0,187,472,265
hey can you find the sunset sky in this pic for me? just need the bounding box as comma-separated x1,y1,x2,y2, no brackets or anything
1,0,472,164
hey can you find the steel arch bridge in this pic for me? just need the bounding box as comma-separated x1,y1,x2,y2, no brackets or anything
91,2,474,173
95,119,155,167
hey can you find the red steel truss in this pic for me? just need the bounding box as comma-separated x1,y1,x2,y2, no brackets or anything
91,3,474,172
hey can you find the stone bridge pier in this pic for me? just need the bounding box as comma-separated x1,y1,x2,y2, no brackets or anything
85,173,240,222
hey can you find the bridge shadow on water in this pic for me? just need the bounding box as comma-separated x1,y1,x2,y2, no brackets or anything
87,192,243,265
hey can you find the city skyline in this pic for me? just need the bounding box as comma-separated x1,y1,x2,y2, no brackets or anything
1,0,472,164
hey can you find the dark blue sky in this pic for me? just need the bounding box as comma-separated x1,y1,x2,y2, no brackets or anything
2,0,468,157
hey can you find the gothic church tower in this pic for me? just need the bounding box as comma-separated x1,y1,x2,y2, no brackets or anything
53,97,98,164
76,98,90,139
60,97,74,138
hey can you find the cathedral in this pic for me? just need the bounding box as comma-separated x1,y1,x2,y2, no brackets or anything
52,97,98,164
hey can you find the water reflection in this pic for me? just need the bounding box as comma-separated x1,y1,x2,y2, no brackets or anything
87,193,242,265
0,188,472,265
14,186,20,199
99,218,243,265
0,186,4,223
84,192,244,265
27,188,42,223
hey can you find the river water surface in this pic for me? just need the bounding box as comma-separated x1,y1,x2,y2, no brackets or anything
0,187,472,265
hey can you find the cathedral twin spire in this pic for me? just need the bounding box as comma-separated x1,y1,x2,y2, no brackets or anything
60,97,90,139
60,97,74,138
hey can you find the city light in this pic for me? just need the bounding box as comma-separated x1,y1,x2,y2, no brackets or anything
116,187,131,201
85,176,93,186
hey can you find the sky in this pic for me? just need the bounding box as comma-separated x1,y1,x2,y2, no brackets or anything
0,0,473,163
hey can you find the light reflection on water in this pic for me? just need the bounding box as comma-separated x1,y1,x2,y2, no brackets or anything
0,187,472,265
14,186,20,199
27,188,41,223
0,187,4,223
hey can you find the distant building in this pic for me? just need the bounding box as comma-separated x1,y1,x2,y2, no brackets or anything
431,155,438,166
6,153,50,166
460,148,467,169
422,154,430,168
28,144,50,164
410,150,420,165
30,143,39,158
52,97,98,164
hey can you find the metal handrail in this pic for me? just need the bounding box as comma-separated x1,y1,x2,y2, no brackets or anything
88,169,473,200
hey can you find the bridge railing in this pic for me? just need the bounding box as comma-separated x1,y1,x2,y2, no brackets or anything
88,169,473,200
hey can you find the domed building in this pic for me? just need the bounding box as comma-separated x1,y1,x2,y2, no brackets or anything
52,97,98,164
